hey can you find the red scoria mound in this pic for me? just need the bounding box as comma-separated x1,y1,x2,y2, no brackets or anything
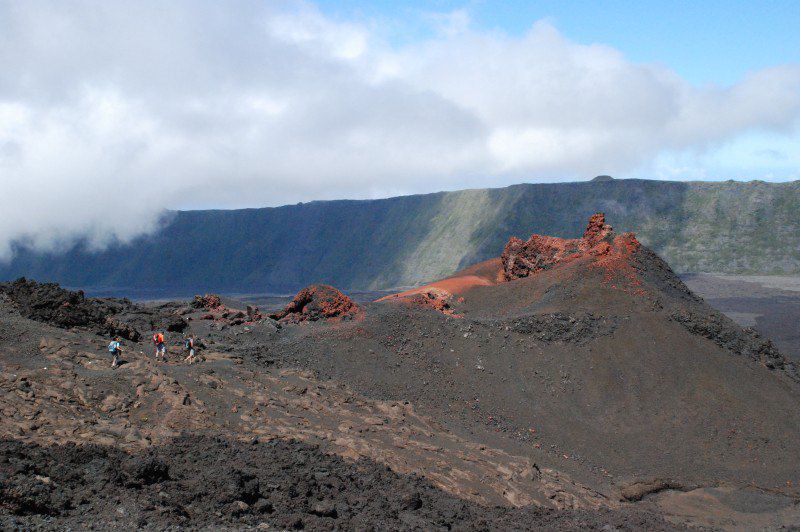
502,213,643,293
380,213,646,316
270,284,358,324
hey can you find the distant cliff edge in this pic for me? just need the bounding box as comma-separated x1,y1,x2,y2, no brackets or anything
3,178,799,293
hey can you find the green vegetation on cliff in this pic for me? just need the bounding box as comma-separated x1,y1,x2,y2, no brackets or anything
2,179,799,293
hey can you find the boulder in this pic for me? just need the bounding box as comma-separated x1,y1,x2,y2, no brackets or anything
270,285,358,324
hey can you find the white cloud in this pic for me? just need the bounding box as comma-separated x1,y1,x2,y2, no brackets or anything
425,8,471,38
0,0,799,258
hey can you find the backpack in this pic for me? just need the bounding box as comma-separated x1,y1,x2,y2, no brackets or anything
108,341,118,353
185,338,193,349
154,333,163,344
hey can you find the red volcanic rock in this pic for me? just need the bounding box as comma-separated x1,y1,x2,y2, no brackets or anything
405,288,461,317
377,288,462,318
502,235,582,280
583,212,613,244
502,213,641,286
270,285,358,324
381,213,645,314
591,232,645,295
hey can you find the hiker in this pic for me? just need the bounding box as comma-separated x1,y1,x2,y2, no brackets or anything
183,335,197,364
108,337,122,368
153,331,166,360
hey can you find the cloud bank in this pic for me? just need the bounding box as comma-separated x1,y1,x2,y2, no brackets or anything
1,0,799,258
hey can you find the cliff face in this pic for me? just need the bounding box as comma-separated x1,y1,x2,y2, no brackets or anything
2,179,799,293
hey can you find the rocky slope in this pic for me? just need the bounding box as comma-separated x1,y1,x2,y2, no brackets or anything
0,280,672,530
2,178,799,293
2,214,800,529
2,436,674,531
275,214,800,528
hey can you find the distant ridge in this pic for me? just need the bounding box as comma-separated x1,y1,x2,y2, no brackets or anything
2,178,799,293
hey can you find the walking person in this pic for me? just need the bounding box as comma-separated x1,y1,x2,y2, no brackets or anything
153,331,166,360
184,335,197,364
108,337,123,368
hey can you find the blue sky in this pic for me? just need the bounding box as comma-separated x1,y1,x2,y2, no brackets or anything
317,0,800,86
313,0,800,182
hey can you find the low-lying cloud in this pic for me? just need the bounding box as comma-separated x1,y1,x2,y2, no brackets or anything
1,0,799,258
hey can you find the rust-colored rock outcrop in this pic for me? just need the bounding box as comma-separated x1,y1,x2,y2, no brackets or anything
399,288,461,317
583,212,613,244
501,213,640,281
381,213,646,317
270,284,358,324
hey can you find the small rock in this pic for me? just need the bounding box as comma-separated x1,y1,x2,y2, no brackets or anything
402,492,423,510
311,500,337,518
253,498,274,514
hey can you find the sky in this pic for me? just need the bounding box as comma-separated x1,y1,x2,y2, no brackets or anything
0,0,799,258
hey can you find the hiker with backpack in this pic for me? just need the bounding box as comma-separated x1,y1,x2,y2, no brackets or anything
153,331,166,360
183,335,197,364
108,337,123,368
